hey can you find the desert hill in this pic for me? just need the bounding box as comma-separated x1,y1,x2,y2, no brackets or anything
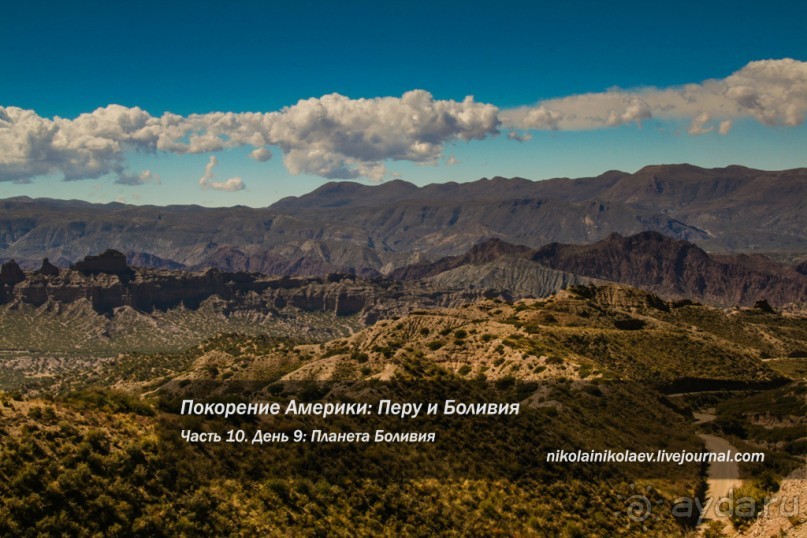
2,283,805,536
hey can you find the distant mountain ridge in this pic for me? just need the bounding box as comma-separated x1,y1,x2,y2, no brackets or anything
1,164,805,275
392,232,807,307
2,228,804,318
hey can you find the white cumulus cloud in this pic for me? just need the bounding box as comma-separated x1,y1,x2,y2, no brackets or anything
1,60,805,185
688,112,715,135
263,91,499,180
198,156,246,192
249,147,273,162
0,91,499,184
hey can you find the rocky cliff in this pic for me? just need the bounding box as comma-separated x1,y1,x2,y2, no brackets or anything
0,250,516,324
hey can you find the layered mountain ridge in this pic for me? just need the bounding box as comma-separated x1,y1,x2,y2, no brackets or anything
1,229,805,335
1,164,805,275
392,231,807,307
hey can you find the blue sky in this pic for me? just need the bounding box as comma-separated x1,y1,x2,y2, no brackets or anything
1,0,806,206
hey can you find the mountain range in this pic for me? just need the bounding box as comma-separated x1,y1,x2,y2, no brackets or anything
1,164,805,277
2,227,805,344
394,232,807,307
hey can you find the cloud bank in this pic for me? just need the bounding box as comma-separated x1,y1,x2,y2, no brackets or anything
502,58,807,133
0,59,804,184
0,91,499,184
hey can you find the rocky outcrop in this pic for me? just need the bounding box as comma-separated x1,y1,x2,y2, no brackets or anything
35,258,60,277
0,260,512,322
390,238,534,281
422,257,598,299
3,228,805,326
73,250,133,277
753,299,776,313
569,284,672,312
0,260,25,285
126,252,185,270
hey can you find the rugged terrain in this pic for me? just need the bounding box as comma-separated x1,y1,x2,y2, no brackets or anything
1,163,806,536
1,284,805,536
394,232,807,308
1,233,805,394
2,164,806,275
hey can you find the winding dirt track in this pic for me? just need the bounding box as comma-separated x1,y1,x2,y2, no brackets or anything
698,433,743,524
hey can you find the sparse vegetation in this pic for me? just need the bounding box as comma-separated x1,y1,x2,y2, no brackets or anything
0,285,804,536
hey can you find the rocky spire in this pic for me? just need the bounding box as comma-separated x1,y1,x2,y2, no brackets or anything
0,260,26,285
35,257,60,277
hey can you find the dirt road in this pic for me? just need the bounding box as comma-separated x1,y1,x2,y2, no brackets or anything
698,433,743,531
